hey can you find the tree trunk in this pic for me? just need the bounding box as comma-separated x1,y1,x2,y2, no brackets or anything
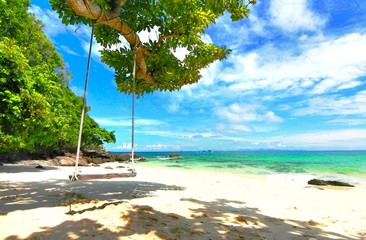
65,0,157,86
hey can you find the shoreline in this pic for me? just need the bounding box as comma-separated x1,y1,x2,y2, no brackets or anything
2,161,365,187
138,160,366,186
1,163,365,239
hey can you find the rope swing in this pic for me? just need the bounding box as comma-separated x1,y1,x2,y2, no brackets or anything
70,23,95,181
70,23,137,181
130,50,137,168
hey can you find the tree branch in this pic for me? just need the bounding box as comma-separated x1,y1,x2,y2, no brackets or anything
65,0,157,86
158,34,182,44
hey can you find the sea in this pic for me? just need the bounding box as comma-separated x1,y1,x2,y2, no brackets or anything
116,150,366,182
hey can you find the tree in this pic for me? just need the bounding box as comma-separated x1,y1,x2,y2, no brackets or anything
50,0,255,95
82,116,116,149
0,0,116,156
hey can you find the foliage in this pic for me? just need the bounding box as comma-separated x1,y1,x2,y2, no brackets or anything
50,0,255,95
0,0,115,156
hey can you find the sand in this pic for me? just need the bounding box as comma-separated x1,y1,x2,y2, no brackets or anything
0,162,365,240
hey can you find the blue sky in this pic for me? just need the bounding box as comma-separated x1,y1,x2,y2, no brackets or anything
30,0,366,151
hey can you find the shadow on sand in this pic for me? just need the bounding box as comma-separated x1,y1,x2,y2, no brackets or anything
0,165,59,173
1,165,362,239
2,185,361,239
0,179,184,213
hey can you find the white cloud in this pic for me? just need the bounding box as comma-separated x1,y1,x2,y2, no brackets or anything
60,45,79,56
191,132,219,139
95,118,129,127
81,37,102,59
294,90,366,116
137,118,166,126
70,86,85,97
207,12,261,50
142,144,184,151
196,60,222,87
200,33,213,44
269,0,327,32
264,111,284,122
248,14,266,35
143,144,169,150
338,81,362,90
31,4,102,59
328,118,366,126
216,123,253,133
212,103,283,133
167,102,180,113
231,128,366,150
29,5,67,37
273,129,366,149
215,103,283,123
221,33,366,96
34,2,366,151
138,26,160,43
138,25,191,61
116,143,132,150
30,4,90,42
171,47,190,61
95,117,165,127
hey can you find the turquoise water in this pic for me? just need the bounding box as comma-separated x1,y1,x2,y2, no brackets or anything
122,151,366,177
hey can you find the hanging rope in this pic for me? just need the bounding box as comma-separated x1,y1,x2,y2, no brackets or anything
70,24,95,181
130,50,137,170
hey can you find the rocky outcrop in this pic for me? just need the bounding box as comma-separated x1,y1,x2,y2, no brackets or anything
0,150,146,166
116,153,147,162
53,156,88,166
308,179,355,187
169,152,181,158
82,150,117,164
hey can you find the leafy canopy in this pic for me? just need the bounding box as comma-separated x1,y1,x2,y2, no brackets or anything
50,0,255,95
0,0,116,155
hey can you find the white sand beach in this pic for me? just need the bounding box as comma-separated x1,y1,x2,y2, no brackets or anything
0,163,365,239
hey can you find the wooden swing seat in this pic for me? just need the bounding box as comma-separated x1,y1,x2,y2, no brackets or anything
69,170,137,181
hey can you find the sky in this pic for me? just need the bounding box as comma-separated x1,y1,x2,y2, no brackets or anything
30,0,366,152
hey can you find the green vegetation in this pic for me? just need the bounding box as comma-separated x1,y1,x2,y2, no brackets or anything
1,0,254,158
50,0,255,95
0,0,115,158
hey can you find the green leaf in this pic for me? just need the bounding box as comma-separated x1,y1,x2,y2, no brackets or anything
50,0,255,96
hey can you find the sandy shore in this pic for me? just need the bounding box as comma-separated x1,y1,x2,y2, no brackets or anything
0,163,365,240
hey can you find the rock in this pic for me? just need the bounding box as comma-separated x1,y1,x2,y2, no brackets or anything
169,152,181,158
116,165,127,169
0,162,3,166
86,157,105,165
83,149,98,157
116,153,133,161
308,179,354,187
116,153,145,162
82,150,117,164
35,164,44,169
65,152,76,157
53,156,88,166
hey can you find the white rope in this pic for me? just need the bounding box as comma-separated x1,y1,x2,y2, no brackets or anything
130,52,136,171
70,24,94,181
